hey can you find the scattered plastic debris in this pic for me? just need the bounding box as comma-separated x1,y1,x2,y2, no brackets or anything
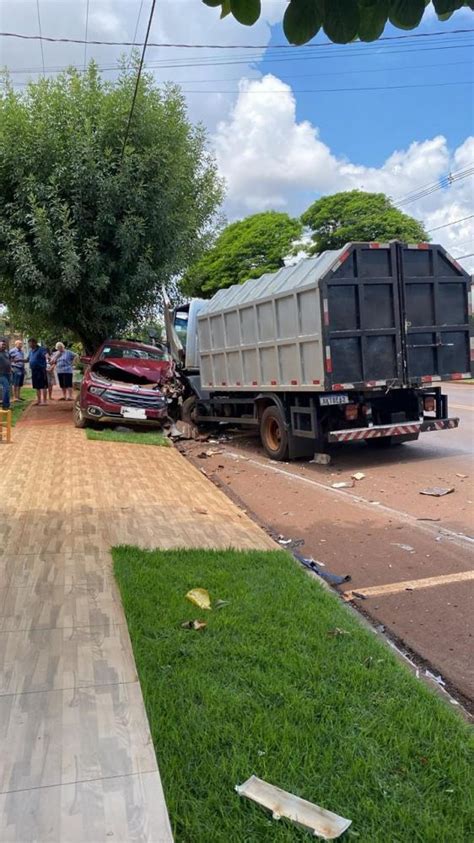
193,507,208,515
332,481,354,489
235,776,351,840
425,669,446,687
181,619,207,631
186,588,212,610
278,537,292,545
420,487,454,497
278,536,305,549
456,473,468,479
417,517,441,522
391,543,415,553
327,627,350,637
206,448,224,456
293,552,350,586
352,472,365,481
214,599,230,610
309,453,331,465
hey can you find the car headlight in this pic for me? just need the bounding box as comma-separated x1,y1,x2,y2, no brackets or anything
89,386,105,396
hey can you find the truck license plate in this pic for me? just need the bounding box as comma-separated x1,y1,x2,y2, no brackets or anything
320,394,349,406
121,407,147,420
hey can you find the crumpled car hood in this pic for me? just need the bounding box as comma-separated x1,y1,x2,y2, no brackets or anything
91,358,173,385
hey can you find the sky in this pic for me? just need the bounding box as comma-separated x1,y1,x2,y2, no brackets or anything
0,0,473,269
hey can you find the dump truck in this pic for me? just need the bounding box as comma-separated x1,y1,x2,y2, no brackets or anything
166,241,472,461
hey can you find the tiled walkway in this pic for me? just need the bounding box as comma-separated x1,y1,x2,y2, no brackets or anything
0,401,273,842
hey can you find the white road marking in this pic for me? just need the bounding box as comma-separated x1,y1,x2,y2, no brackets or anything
343,570,474,599
224,452,474,549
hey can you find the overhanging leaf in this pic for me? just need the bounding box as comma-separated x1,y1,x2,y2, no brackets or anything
322,0,359,44
433,0,464,12
221,0,231,17
202,0,222,6
230,0,261,25
389,0,425,29
283,0,322,46
358,0,389,41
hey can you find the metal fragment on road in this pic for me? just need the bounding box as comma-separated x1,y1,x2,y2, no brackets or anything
293,552,350,586
419,487,454,497
235,776,351,839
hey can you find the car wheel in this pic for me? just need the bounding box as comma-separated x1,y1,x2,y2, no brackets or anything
73,400,88,429
260,405,289,461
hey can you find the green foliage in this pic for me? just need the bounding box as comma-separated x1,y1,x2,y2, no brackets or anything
0,62,224,352
202,0,473,44
114,546,474,842
301,190,429,253
182,211,302,297
86,428,169,446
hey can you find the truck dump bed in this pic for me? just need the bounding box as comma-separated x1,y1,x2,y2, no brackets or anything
197,242,472,392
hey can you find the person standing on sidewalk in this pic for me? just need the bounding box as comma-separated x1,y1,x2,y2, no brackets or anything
27,338,48,406
51,342,77,401
9,339,25,402
0,340,11,411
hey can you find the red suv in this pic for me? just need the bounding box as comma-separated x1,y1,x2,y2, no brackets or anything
74,340,172,429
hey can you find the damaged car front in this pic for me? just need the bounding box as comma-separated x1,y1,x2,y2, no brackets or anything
74,340,181,429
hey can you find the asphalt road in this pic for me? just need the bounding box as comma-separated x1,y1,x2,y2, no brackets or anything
181,383,474,706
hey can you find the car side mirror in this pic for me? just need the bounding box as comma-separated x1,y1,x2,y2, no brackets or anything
80,355,91,365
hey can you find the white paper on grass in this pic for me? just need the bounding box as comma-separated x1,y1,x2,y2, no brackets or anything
235,775,351,839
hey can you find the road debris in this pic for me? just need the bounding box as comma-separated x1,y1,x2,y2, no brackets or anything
181,619,207,631
214,599,230,609
417,517,441,522
278,536,292,545
351,472,366,481
186,588,212,610
293,552,350,586
235,776,351,839
331,481,354,489
456,473,468,479
425,669,446,687
309,453,331,465
391,543,415,553
420,486,454,497
278,536,305,549
327,627,350,637
193,507,208,515
206,448,224,456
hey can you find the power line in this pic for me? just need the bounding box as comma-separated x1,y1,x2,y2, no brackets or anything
35,0,45,76
83,0,90,72
0,27,472,49
427,214,474,233
129,0,145,66
395,166,474,207
121,0,157,161
454,253,474,260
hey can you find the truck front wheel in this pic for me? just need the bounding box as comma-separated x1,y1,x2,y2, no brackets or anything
260,405,289,461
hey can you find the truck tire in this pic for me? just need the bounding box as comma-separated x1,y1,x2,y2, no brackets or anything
181,395,198,425
260,405,289,461
73,400,88,429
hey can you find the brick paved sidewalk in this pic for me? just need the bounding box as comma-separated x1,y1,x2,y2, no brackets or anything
0,402,272,841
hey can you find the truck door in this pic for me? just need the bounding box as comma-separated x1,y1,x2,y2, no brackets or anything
397,244,471,382
325,243,405,388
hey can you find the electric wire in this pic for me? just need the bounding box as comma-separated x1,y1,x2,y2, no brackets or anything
35,0,45,76
129,0,145,66
83,0,90,72
121,0,157,161
427,214,474,233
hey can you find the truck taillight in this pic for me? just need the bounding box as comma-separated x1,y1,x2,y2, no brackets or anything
423,396,435,412
344,404,358,421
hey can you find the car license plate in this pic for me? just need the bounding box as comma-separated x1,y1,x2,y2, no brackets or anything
320,394,349,406
120,407,147,420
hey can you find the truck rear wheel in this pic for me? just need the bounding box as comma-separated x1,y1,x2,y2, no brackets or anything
260,405,289,461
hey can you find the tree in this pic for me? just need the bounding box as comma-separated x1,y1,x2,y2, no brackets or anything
202,0,471,45
300,190,428,253
0,62,224,352
182,211,302,296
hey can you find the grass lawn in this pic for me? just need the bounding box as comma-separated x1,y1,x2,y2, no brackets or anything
85,428,169,446
10,387,36,425
113,547,473,843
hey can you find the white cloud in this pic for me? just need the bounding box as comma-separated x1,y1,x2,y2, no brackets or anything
214,75,474,270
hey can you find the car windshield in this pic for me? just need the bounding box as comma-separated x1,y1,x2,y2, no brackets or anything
100,345,167,361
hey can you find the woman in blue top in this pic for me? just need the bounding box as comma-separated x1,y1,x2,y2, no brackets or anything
51,342,77,401
27,338,48,406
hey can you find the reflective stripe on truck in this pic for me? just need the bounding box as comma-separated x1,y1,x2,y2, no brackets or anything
328,418,459,443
